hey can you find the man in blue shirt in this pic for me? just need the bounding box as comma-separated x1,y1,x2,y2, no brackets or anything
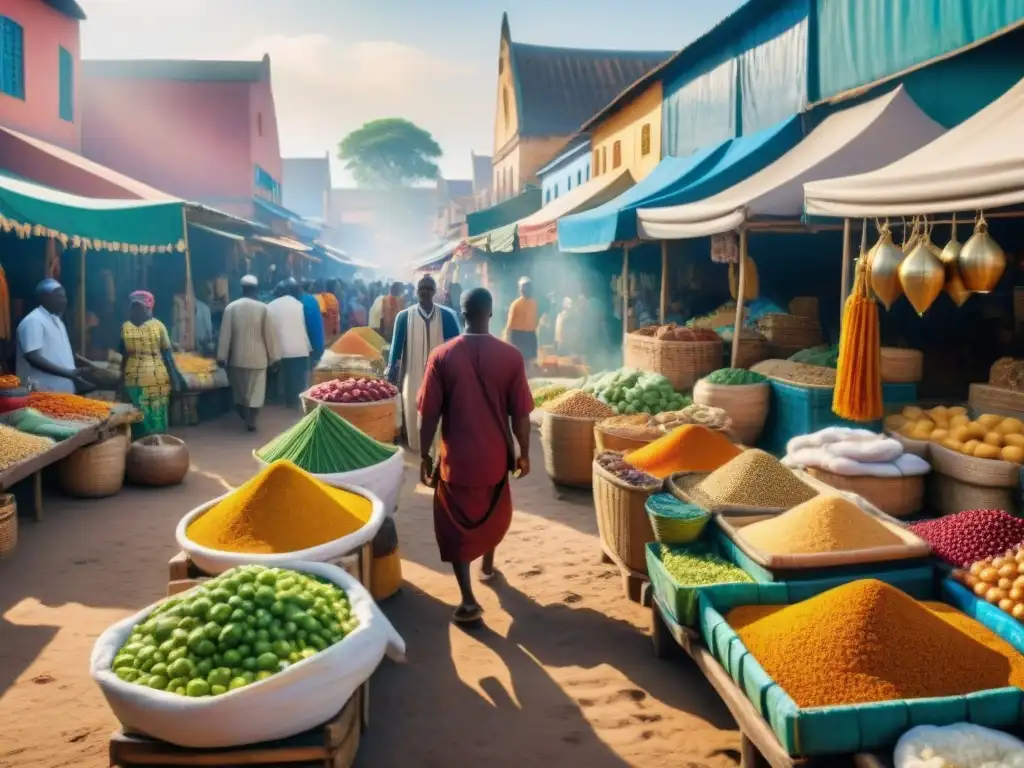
298,280,325,366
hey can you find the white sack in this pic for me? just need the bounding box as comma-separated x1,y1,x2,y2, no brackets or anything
895,723,1024,768
91,561,405,749
786,426,880,454
825,436,904,463
253,449,406,516
176,481,386,576
894,453,931,475
784,447,931,477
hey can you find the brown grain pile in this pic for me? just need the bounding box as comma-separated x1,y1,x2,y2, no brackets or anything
751,359,836,387
690,449,817,509
739,495,902,555
598,414,662,440
545,390,614,419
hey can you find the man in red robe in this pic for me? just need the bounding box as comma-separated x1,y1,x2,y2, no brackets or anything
418,288,533,625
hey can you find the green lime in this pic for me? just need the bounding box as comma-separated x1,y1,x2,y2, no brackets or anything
168,658,193,679
235,644,251,658
254,587,275,608
158,639,176,656
186,679,210,697
255,670,273,681
149,663,169,679
195,659,213,677
189,598,212,619
207,667,232,687
242,657,258,672
222,649,242,667
167,676,188,692
256,652,279,672
254,640,273,656
135,675,151,687
209,604,233,624
115,668,139,682
228,677,248,691
203,622,222,641
256,570,278,587
269,600,286,617
237,584,256,601
210,588,232,603
113,655,136,671
272,640,292,658
228,595,244,608
168,647,188,663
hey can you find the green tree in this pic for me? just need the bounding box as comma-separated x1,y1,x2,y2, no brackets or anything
338,118,442,187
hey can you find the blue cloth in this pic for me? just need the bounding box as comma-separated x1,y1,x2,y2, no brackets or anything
386,305,461,382
300,293,324,356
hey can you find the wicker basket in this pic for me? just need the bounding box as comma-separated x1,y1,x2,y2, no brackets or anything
927,472,1017,515
126,435,191,487
732,336,770,370
301,391,398,443
623,333,654,371
592,460,660,574
541,411,599,487
692,379,769,445
968,383,1024,419
593,423,657,456
0,494,15,560
806,468,925,518
647,337,722,391
880,348,923,383
645,493,709,544
57,428,129,498
788,296,820,321
929,442,1020,488
756,313,823,349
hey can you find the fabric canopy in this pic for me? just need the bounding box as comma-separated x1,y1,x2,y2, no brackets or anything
517,168,636,249
804,75,1024,217
0,170,186,252
411,239,461,270
638,87,945,239
465,187,542,236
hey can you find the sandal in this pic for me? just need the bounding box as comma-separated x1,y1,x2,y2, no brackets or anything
452,604,483,625
479,568,500,583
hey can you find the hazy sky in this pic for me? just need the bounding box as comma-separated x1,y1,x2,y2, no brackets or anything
78,0,744,186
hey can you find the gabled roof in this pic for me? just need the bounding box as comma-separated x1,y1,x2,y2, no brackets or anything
43,0,86,21
536,134,591,178
83,56,269,83
502,14,673,138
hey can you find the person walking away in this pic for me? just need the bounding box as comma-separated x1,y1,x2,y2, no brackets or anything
385,275,460,453
418,288,533,624
299,281,325,369
504,277,539,371
268,279,311,409
379,282,404,341
322,280,341,338
16,279,86,393
118,291,184,437
217,276,281,431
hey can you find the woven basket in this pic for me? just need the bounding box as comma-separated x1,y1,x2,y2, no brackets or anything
756,313,823,349
301,391,398,443
886,430,930,458
968,383,1024,419
691,308,745,329
542,411,599,487
732,336,770,370
0,494,15,560
126,435,190,487
593,423,657,456
692,380,769,445
929,442,1020,488
592,460,660,574
645,494,709,544
57,428,129,498
806,468,925,518
880,348,923,383
624,333,654,371
647,338,722,391
927,472,1017,515
788,296,820,321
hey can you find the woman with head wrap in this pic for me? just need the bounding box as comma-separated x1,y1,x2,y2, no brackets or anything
118,290,183,437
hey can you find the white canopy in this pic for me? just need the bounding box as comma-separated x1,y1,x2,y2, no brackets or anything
805,76,1024,217
637,87,945,239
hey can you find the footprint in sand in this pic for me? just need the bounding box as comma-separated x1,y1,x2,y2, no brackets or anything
607,688,647,704
519,567,543,578
562,592,582,605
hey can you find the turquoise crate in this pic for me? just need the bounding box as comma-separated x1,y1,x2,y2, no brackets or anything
697,575,1024,756
758,380,918,455
646,527,935,626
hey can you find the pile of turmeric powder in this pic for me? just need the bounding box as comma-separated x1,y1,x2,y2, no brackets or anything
625,424,740,479
186,460,373,554
330,330,381,360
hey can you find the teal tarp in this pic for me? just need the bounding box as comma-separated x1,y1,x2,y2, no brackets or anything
465,187,542,236
0,171,186,250
817,0,1024,100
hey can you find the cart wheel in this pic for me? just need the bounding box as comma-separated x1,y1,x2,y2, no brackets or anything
651,604,675,660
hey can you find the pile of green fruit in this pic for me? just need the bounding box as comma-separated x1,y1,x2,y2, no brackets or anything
789,344,839,368
704,368,768,385
110,565,359,697
580,368,689,415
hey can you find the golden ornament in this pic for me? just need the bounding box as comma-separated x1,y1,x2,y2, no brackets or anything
959,213,1006,293
869,227,904,310
898,233,945,315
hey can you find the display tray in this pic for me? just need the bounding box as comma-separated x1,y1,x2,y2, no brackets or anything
697,573,1024,756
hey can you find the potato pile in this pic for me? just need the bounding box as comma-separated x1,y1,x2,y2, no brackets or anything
885,406,1024,464
953,546,1024,621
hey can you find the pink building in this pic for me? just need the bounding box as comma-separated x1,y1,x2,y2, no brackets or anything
81,56,284,221
0,0,84,152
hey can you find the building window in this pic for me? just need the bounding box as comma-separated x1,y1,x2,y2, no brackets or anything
58,47,73,122
254,164,281,204
0,17,25,100
257,112,263,137
553,183,558,200
586,164,590,181
601,147,607,175
613,141,622,169
577,170,582,186
641,124,652,156
567,175,572,191
545,188,551,204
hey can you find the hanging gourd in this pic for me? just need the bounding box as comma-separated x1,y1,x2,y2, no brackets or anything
898,222,945,315
834,225,883,422
728,255,759,301
959,212,1006,293
939,216,971,308
869,223,904,310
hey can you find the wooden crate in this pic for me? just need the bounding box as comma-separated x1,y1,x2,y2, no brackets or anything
109,686,363,768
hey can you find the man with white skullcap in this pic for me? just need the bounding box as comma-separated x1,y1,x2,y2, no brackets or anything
217,275,280,431
16,279,83,392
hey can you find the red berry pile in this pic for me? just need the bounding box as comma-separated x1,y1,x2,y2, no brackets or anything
309,378,399,405
910,509,1024,567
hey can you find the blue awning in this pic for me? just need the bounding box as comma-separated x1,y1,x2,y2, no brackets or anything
557,114,803,252
253,195,304,223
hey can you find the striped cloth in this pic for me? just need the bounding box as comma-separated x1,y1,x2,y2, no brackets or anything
217,297,280,369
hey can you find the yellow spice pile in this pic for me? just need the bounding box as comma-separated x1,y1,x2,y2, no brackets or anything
545,390,614,419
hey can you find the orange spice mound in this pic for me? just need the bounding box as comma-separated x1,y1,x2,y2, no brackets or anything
25,392,110,421
0,374,20,389
330,330,380,359
625,424,740,479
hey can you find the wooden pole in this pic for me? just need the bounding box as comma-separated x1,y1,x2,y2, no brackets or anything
839,218,852,322
730,229,747,368
78,244,86,355
621,245,630,341
181,209,195,352
659,240,669,323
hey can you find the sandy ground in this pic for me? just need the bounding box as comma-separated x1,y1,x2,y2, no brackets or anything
0,406,743,768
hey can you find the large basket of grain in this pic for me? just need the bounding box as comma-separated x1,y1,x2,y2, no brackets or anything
880,347,923,383
592,457,661,575
805,468,925,518
541,391,614,487
692,376,769,445
594,415,661,456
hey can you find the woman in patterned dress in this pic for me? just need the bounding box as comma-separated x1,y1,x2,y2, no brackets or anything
118,290,183,437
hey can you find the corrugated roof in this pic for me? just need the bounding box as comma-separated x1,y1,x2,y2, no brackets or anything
504,16,672,138
82,57,268,83
43,0,86,20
